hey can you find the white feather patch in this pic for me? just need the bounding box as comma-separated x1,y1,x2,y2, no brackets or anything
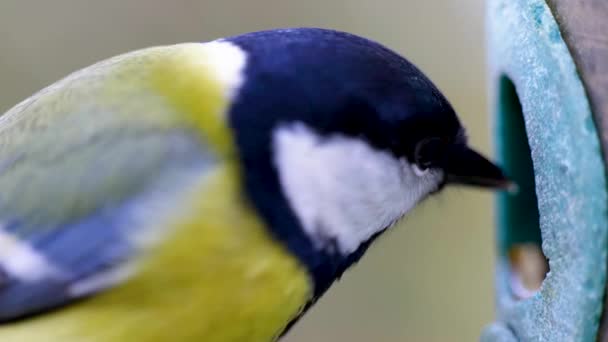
201,40,248,101
273,123,443,255
68,263,136,297
0,225,65,283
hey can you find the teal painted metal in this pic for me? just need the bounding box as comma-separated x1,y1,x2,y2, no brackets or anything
484,0,608,340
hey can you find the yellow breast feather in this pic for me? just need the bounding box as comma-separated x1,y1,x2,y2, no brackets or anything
0,42,312,341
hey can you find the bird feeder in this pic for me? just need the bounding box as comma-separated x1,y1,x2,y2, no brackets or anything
484,0,608,340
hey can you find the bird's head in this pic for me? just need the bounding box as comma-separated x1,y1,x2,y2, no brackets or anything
213,28,510,295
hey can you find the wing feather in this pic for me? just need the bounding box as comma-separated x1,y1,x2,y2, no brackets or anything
0,51,219,321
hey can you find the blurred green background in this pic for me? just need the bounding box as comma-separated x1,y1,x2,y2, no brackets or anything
0,1,495,341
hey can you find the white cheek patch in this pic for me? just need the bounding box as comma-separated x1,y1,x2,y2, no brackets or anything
273,123,443,255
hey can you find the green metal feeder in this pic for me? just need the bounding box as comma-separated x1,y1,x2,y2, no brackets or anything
484,0,608,340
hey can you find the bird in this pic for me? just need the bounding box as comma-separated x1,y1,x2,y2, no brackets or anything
0,28,510,341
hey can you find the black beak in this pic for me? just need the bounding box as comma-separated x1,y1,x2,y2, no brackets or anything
444,146,515,191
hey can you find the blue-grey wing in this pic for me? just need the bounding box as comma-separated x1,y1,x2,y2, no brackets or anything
0,116,214,321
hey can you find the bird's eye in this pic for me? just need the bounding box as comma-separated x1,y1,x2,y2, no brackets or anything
414,137,448,171
412,164,430,176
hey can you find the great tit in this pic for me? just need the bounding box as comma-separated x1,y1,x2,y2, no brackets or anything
0,28,509,341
